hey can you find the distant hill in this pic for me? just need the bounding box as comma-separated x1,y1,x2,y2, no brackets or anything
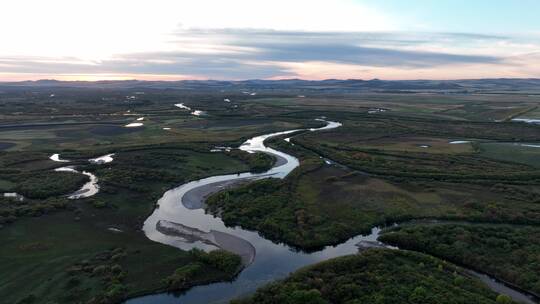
1,78,540,93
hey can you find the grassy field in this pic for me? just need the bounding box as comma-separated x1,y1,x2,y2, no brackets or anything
479,142,540,168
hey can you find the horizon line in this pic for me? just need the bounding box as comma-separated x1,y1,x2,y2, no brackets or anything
2,77,540,83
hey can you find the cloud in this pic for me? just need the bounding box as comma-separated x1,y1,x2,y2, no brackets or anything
0,0,395,60
0,29,538,80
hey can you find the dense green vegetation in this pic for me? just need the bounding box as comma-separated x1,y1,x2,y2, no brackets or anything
92,146,250,190
163,249,241,292
207,163,540,250
207,178,326,249
15,170,89,199
228,150,275,173
0,195,70,225
233,249,508,304
0,152,89,225
380,223,540,295
206,156,351,250
0,151,89,199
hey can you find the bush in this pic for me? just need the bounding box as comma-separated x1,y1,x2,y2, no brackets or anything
164,263,202,289
190,248,242,273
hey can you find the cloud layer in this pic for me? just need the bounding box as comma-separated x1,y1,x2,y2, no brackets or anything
1,0,539,80
1,29,539,80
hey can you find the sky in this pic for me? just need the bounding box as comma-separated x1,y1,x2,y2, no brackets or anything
1,0,539,81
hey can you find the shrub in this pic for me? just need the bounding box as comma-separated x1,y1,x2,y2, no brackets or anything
164,263,202,289
190,248,242,273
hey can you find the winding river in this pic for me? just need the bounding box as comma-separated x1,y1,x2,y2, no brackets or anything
127,120,537,304
50,153,114,199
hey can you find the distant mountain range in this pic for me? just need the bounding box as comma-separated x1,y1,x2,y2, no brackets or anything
1,78,540,93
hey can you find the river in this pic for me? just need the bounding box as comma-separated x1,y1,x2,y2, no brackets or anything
127,119,536,304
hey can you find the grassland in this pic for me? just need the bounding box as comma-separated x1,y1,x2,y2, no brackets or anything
479,142,540,168
1,84,539,303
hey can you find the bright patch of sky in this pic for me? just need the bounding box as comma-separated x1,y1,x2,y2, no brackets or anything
361,0,540,33
0,0,539,80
